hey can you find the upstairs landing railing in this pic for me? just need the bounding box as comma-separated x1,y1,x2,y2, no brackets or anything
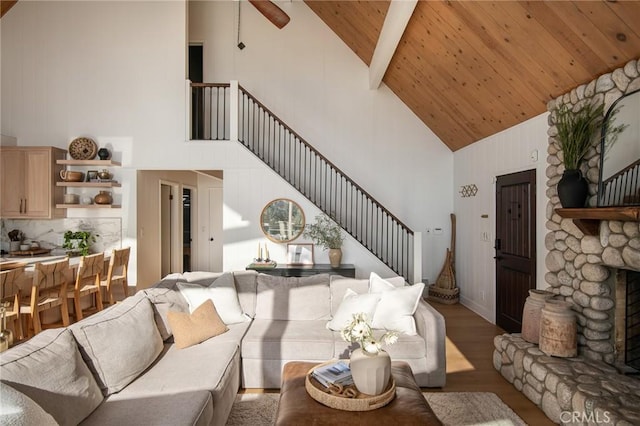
190,81,421,282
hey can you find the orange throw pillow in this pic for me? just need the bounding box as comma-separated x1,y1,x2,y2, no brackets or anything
167,299,228,349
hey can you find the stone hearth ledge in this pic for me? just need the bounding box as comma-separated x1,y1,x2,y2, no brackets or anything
494,334,640,425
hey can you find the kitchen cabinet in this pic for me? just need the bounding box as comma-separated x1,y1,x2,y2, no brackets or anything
0,147,66,218
56,159,121,209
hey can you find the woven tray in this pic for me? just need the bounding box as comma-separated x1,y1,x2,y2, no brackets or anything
305,362,395,411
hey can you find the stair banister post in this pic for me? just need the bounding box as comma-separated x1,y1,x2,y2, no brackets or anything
413,231,422,284
230,80,239,142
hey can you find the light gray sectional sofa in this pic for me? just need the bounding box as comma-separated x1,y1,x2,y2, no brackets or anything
0,270,446,426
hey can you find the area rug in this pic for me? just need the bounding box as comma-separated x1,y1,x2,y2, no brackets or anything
226,391,526,425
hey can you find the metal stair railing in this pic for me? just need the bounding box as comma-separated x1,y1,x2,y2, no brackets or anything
190,81,417,281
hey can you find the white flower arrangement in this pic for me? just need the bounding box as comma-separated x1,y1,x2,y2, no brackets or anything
340,312,398,355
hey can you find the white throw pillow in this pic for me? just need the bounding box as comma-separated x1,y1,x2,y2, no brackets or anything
176,272,248,325
368,271,406,289
369,273,425,335
326,288,381,331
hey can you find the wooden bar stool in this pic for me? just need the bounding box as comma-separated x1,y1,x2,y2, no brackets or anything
0,267,25,343
101,247,130,305
20,258,71,337
67,253,104,321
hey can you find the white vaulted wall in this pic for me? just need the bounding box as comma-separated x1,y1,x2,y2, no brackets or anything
453,114,549,322
1,1,453,287
189,1,453,282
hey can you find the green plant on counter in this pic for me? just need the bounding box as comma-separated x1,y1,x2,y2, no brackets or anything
62,231,96,256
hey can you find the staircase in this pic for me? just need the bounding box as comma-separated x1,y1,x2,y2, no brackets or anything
191,81,420,282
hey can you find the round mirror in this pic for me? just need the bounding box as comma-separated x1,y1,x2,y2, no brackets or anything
260,199,305,243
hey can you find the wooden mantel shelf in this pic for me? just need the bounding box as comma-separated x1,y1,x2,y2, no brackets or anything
555,207,640,235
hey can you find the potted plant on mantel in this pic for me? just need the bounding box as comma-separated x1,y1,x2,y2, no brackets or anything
62,230,96,256
303,214,345,267
554,101,625,208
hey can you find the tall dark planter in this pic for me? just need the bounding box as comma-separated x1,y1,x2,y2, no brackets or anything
557,169,589,208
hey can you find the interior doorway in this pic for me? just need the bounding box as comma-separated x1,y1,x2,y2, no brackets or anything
136,170,222,287
183,186,195,272
495,169,536,333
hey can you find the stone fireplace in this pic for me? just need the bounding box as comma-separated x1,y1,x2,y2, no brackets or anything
494,58,640,424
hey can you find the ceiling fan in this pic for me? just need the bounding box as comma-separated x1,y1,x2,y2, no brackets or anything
248,0,290,29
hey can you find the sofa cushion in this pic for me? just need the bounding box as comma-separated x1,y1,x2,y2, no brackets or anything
329,274,404,316
70,293,163,396
177,272,249,325
111,333,241,398
233,270,258,317
168,299,228,349
0,383,58,426
80,390,213,426
370,276,425,336
326,288,381,331
143,286,189,340
255,274,331,321
242,319,335,359
0,328,103,425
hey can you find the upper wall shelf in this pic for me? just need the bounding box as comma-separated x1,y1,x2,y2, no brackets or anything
555,207,640,235
57,159,121,166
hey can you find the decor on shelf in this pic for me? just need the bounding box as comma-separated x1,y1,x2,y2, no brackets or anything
553,102,625,208
93,191,112,205
286,243,314,265
59,170,84,182
86,170,98,182
97,169,112,180
429,213,459,304
303,214,345,268
340,312,398,395
97,148,111,160
62,230,96,256
260,199,305,243
68,137,97,160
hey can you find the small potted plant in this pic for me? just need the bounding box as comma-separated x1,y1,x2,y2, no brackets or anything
62,230,96,256
303,214,345,267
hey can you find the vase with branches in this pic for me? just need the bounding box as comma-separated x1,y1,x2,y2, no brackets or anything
303,214,345,267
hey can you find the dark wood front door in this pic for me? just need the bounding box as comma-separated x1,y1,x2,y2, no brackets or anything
496,169,536,333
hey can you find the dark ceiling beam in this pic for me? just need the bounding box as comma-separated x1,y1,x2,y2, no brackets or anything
1,0,18,18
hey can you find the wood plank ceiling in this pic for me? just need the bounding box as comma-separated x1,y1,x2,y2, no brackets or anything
305,0,640,151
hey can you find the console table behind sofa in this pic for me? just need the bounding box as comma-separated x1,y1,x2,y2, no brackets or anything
245,264,355,278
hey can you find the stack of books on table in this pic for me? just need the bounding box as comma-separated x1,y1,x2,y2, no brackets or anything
311,361,354,388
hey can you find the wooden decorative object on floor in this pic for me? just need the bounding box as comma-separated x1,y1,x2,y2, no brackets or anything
429,213,460,304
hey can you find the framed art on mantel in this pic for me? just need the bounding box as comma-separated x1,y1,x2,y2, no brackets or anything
287,243,314,265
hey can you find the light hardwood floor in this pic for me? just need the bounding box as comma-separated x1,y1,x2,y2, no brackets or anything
429,301,554,425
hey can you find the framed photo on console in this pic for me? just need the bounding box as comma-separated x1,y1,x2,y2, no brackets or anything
287,243,314,265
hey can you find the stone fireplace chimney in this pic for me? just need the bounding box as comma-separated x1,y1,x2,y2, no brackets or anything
545,58,640,366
